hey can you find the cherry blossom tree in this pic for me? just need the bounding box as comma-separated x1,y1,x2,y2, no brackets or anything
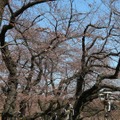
0,0,120,120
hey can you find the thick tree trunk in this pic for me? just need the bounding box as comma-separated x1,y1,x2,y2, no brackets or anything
75,74,85,98
0,0,17,119
73,85,99,120
1,46,18,120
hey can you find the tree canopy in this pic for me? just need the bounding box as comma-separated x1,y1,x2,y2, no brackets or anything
0,0,120,119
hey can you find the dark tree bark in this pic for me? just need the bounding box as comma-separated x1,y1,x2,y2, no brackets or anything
0,2,17,116
1,46,18,120
0,0,56,119
73,58,120,120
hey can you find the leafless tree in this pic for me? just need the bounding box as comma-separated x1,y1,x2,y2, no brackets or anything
0,0,120,120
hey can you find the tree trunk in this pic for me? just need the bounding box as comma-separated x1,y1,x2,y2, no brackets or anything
73,85,99,120
75,74,85,98
1,46,18,120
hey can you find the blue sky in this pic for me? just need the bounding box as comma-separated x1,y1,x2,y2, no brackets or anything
5,0,119,67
